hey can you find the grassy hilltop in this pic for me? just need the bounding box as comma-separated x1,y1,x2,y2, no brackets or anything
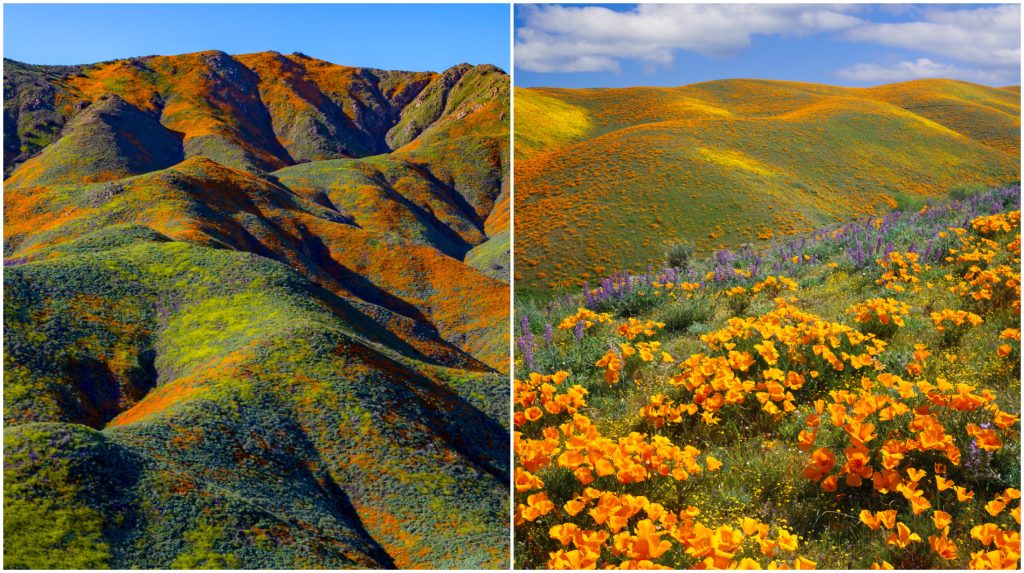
3,51,509,569
514,79,1020,293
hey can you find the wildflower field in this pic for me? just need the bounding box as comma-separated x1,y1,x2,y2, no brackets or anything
4,52,510,569
514,186,1021,569
514,79,1020,293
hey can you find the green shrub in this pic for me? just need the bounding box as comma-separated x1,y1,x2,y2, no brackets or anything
891,190,927,212
948,182,989,201
656,298,713,333
665,240,695,272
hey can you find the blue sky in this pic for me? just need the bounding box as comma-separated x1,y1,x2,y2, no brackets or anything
4,4,510,72
515,4,1020,88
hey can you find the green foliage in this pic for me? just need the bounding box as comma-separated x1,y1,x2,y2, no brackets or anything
664,239,695,272
3,59,87,177
513,88,592,161
466,229,510,283
3,425,116,569
891,190,928,212
4,498,110,569
515,79,1020,292
655,296,713,333
948,182,990,200
171,523,239,569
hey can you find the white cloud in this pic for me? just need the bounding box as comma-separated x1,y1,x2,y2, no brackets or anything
835,58,1012,85
843,5,1020,69
515,3,1021,86
515,4,864,73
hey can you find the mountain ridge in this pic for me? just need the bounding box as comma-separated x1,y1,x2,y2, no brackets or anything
4,51,510,568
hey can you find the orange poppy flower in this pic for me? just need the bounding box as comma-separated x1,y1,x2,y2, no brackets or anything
886,522,922,548
929,534,958,560
802,448,836,482
936,476,955,492
955,486,975,502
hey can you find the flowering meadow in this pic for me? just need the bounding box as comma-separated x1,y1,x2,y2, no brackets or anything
514,186,1021,569
514,80,1020,292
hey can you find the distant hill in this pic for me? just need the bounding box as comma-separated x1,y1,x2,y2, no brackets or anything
3,51,509,569
514,78,1020,292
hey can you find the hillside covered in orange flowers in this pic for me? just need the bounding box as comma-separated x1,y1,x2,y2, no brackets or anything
514,79,1020,292
3,51,509,568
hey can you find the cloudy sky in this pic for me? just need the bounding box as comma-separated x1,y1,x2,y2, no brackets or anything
515,4,1020,87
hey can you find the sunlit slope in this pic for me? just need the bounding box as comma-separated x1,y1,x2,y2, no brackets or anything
6,156,507,373
3,52,510,569
5,53,510,371
5,236,508,569
515,79,1020,291
4,52,511,274
866,79,1021,156
513,87,593,161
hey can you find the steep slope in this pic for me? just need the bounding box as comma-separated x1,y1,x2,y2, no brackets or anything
514,79,1020,292
3,59,87,177
6,93,183,187
3,52,509,569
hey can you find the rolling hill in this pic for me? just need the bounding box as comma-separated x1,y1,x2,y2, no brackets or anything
3,51,509,569
514,79,1020,292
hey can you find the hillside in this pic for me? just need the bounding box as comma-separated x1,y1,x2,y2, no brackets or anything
514,79,1020,292
514,185,1020,569
3,51,509,569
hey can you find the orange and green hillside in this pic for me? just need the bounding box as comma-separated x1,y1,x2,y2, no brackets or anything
3,51,509,569
514,79,1020,292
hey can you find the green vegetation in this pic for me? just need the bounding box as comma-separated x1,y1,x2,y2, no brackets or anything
3,52,510,569
664,239,695,273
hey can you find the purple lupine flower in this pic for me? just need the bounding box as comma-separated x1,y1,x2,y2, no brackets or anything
848,241,865,267
543,323,553,346
965,439,981,468
573,320,585,341
517,333,534,371
714,264,728,282
922,239,935,263
715,249,734,267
